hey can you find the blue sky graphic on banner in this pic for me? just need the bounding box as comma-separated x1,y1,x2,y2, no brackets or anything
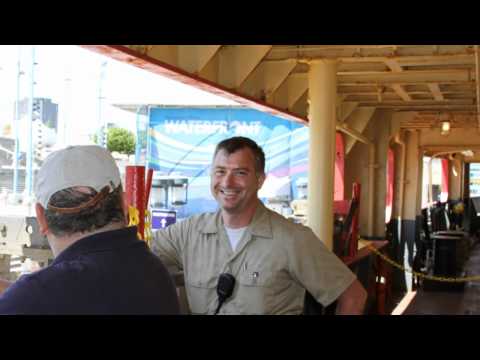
148,107,309,217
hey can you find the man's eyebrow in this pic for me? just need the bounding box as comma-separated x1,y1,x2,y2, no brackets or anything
233,167,250,171
213,166,251,171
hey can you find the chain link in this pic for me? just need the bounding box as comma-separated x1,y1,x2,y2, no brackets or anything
360,240,480,283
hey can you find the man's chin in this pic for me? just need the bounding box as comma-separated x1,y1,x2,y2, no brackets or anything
219,203,240,213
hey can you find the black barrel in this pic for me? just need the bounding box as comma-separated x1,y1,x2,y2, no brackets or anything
432,234,461,277
434,231,469,273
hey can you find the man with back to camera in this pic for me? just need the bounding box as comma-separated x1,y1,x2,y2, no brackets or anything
0,145,179,314
152,136,367,315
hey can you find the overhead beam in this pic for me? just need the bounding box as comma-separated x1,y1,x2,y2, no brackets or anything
140,45,178,66
342,91,473,97
384,59,412,102
427,83,444,101
239,59,297,100
338,101,359,122
336,94,347,107
340,54,475,66
391,84,412,101
270,53,475,65
177,45,221,74
384,59,403,72
344,107,376,154
283,71,471,85
422,145,480,152
217,45,272,89
338,69,470,84
339,81,473,87
475,45,480,128
336,123,371,144
359,100,472,106
272,73,308,110
291,91,308,118
371,105,476,110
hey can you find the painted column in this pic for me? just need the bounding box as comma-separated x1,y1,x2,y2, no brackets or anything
307,59,337,250
440,159,449,202
125,165,146,239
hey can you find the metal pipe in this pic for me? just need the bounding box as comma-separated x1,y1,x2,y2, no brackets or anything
475,45,480,129
336,123,376,236
336,123,370,145
368,143,375,236
392,132,406,221
392,132,406,243
447,153,461,199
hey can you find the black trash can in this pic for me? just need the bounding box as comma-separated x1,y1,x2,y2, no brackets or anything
433,234,458,277
423,233,466,292
434,231,469,273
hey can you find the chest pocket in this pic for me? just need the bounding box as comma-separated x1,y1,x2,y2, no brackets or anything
234,265,278,314
184,253,220,315
185,272,217,315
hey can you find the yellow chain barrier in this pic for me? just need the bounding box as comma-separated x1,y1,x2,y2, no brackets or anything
128,206,139,227
359,239,480,283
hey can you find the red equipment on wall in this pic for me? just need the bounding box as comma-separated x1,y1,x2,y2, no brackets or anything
125,166,153,240
334,132,345,201
385,147,395,224
440,158,449,202
333,183,361,259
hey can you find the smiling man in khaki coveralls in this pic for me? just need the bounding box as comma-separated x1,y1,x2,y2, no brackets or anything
152,136,367,315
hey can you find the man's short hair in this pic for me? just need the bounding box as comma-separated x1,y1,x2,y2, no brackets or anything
44,185,125,237
213,137,265,175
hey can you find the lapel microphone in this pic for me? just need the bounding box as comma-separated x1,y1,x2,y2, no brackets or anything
214,273,236,315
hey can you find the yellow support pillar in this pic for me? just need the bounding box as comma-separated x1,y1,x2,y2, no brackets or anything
307,59,337,250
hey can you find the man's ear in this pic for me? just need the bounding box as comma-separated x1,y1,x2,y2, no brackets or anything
257,173,266,189
35,203,49,235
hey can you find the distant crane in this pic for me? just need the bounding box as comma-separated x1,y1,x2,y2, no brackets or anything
97,61,108,147
24,46,36,201
12,45,23,196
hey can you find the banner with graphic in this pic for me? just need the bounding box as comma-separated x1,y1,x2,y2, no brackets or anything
148,107,309,217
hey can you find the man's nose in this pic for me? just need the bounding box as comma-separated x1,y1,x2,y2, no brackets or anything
221,173,235,187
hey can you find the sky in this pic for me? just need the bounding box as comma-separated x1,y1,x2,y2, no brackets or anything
0,45,238,146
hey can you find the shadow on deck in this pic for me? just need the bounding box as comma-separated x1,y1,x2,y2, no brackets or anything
391,241,480,315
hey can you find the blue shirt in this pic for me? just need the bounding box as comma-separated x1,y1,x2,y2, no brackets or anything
0,226,180,314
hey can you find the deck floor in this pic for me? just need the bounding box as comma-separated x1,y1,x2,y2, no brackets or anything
401,240,480,315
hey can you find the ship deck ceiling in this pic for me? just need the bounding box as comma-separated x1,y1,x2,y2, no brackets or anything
83,45,480,129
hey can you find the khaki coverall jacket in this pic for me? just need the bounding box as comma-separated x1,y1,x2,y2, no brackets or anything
152,202,356,314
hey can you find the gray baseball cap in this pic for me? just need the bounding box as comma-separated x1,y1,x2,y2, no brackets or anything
34,145,121,209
